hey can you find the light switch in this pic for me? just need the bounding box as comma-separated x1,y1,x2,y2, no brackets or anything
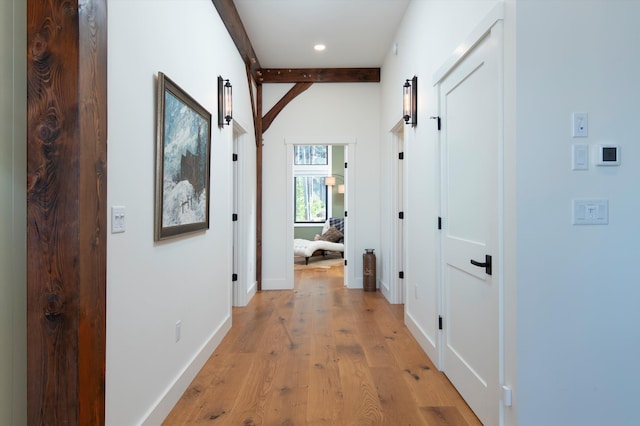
572,144,589,170
111,206,126,233
572,199,608,225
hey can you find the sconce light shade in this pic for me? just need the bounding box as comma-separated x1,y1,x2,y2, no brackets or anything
403,75,417,127
338,184,345,194
325,176,336,187
218,76,232,127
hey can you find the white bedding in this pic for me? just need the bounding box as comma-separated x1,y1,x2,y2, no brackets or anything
294,218,345,264
294,238,344,260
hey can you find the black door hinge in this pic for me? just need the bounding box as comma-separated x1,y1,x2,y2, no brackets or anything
430,116,441,130
344,162,348,169
399,152,404,160
344,211,348,217
232,153,238,161
344,259,347,266
399,271,404,279
232,273,238,282
399,212,404,220
438,316,443,330
438,216,442,230
232,213,238,222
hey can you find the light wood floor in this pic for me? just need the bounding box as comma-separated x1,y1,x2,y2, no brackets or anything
164,265,481,425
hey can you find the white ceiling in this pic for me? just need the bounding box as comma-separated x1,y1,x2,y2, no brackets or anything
233,0,410,69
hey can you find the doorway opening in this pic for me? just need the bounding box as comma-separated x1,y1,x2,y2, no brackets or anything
292,144,346,283
285,138,356,289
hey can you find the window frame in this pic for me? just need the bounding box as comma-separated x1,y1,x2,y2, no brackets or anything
293,145,332,225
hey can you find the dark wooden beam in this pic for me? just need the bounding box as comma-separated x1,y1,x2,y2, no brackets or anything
262,82,313,133
211,0,261,78
259,68,380,83
26,0,107,424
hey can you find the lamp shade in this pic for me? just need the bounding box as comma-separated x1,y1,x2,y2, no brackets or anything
218,76,232,126
338,184,345,194
325,176,336,186
403,76,417,127
403,79,411,122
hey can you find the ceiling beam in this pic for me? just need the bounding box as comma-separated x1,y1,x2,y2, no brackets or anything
259,68,381,83
211,0,262,78
262,82,314,133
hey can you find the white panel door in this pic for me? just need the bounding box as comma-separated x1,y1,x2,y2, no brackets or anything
440,25,502,426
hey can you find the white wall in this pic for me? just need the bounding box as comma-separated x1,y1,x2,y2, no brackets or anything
107,1,255,424
382,0,640,425
514,1,640,425
0,0,26,424
380,0,500,363
262,83,381,290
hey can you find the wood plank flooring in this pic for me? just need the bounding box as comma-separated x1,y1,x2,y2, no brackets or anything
163,265,481,425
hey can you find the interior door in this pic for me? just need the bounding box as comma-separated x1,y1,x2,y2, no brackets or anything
232,134,240,306
439,25,502,426
397,133,405,303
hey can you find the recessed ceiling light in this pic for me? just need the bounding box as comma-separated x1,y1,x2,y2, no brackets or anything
314,44,326,52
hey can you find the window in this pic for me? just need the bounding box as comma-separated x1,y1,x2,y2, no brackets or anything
294,145,327,165
294,176,327,223
294,145,331,224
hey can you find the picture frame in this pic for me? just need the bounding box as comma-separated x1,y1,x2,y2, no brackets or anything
155,72,212,240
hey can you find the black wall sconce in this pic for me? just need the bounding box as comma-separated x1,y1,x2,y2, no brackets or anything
218,76,232,127
403,76,417,127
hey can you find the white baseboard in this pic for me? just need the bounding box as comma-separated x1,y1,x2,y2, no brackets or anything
141,315,232,425
262,278,291,290
405,310,438,366
247,281,257,303
380,278,390,301
380,279,389,293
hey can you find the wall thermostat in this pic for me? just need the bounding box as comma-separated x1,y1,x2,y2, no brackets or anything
595,144,620,166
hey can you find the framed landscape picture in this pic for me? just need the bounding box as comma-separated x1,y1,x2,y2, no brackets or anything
155,72,212,240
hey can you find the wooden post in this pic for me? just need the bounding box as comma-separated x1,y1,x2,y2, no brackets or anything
26,0,107,424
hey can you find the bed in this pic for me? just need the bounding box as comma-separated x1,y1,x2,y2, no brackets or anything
294,218,345,265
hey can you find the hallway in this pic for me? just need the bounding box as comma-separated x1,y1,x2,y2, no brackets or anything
164,265,480,425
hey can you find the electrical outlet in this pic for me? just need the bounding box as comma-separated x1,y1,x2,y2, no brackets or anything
572,112,588,138
175,320,181,342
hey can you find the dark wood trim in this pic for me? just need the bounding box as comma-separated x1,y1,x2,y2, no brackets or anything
260,68,380,83
77,1,108,423
262,82,313,133
26,0,107,424
211,0,262,79
246,63,257,138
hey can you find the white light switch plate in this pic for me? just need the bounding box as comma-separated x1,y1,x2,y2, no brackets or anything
572,144,589,170
111,206,126,233
572,199,608,225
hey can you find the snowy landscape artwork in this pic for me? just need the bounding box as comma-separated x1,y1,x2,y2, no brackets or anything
155,72,211,240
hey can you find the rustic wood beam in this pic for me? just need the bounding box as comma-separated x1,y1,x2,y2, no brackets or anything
262,82,314,133
26,0,107,424
211,0,261,79
260,68,380,83
246,64,257,139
